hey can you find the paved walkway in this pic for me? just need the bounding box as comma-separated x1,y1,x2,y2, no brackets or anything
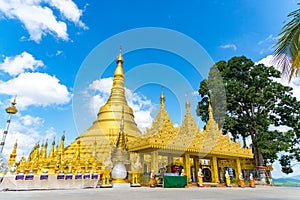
0,186,299,200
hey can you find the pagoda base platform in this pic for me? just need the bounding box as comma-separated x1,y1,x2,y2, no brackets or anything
112,183,130,188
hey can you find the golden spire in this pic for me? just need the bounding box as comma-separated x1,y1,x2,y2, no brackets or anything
45,140,48,151
48,139,55,159
114,45,124,77
102,45,127,106
93,46,141,141
41,140,48,159
39,143,44,158
59,134,65,155
8,140,18,166
28,143,39,162
185,93,190,114
12,140,17,155
160,86,165,108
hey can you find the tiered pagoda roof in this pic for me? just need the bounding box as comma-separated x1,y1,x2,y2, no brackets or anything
127,93,253,159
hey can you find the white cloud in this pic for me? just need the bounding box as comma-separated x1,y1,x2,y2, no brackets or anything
88,77,155,131
0,72,71,109
55,50,62,56
256,55,300,101
0,51,44,76
46,0,87,29
257,35,278,55
258,34,277,45
220,44,237,51
0,0,86,42
19,114,44,127
89,77,113,94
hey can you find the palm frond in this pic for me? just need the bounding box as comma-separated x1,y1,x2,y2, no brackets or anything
273,6,300,81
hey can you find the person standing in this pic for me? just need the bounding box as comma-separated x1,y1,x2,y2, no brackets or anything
197,168,204,187
225,170,231,187
239,173,244,188
250,173,255,188
150,170,155,187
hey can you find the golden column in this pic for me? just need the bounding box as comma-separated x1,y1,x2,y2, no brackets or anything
236,158,242,177
167,156,173,172
194,157,200,180
183,153,191,182
211,156,219,183
151,151,159,173
139,153,144,172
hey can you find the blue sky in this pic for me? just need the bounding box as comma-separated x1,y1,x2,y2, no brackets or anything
0,0,300,178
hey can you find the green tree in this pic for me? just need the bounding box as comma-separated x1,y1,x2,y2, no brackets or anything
273,4,300,81
197,56,300,173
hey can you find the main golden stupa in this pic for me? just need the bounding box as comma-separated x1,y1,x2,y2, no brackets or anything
7,49,262,184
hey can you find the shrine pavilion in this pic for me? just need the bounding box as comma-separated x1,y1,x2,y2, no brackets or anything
7,49,258,184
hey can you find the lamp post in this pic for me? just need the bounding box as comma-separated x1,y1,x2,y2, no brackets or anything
0,98,18,174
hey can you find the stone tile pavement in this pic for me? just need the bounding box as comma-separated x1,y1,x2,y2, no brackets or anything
0,185,299,200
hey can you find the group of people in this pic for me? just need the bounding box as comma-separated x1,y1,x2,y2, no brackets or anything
225,170,255,188
150,168,256,188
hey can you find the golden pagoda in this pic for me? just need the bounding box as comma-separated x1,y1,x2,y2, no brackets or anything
8,48,261,185
63,47,141,165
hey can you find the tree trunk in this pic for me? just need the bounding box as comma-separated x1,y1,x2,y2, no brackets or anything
248,126,264,167
253,146,264,167
242,136,247,148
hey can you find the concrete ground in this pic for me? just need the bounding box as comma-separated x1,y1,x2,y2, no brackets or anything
0,186,299,200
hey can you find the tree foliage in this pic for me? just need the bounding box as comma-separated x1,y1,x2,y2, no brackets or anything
197,56,300,174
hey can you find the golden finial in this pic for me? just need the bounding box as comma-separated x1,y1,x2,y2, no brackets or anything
45,139,48,148
48,138,55,159
59,133,65,155
116,44,124,64
185,93,190,113
160,86,165,108
114,45,124,77
12,96,17,105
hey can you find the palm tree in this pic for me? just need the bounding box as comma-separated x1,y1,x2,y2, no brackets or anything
273,5,300,81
